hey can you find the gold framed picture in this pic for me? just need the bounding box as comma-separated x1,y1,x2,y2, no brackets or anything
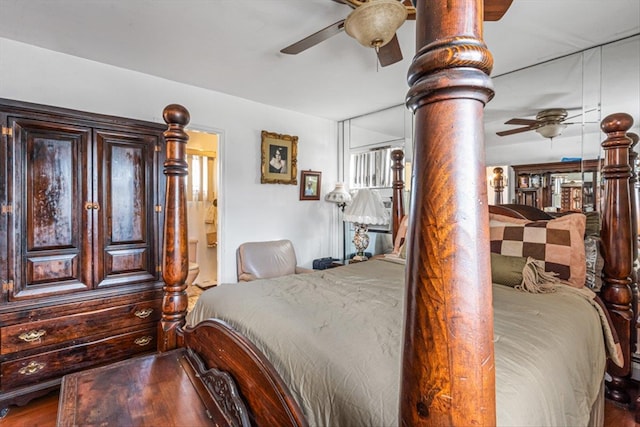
261,130,298,184
300,170,321,201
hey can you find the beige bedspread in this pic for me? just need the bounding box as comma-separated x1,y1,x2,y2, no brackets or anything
187,259,607,427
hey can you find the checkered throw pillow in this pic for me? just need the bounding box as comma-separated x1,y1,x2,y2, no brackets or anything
489,213,586,288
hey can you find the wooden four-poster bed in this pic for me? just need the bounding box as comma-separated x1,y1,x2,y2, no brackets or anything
149,1,636,426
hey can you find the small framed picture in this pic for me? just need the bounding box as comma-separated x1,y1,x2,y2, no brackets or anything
261,130,298,185
300,170,321,201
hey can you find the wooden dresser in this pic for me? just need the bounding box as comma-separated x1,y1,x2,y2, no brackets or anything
0,98,166,412
512,159,601,212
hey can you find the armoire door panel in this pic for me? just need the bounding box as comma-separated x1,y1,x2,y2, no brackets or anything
27,137,75,250
26,253,79,283
95,130,157,287
11,118,91,299
104,247,152,278
109,144,145,243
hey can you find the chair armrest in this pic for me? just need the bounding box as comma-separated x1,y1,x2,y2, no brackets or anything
238,273,258,282
295,267,314,274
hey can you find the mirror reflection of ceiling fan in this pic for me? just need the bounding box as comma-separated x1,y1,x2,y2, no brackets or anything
280,0,514,67
496,108,599,140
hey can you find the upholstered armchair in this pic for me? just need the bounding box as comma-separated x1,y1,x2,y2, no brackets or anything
236,239,313,282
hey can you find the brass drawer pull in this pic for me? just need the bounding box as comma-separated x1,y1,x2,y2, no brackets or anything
18,361,46,376
18,329,47,342
134,308,153,319
134,336,153,346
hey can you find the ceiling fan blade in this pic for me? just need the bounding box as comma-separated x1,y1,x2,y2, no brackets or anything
377,34,403,67
565,107,600,121
335,0,359,8
396,0,510,21
496,126,536,137
504,118,538,126
280,20,345,54
484,0,514,21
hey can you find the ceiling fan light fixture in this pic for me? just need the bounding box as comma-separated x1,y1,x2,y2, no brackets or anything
344,0,408,49
535,122,567,139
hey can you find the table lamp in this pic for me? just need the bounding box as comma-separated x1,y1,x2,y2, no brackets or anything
343,188,389,261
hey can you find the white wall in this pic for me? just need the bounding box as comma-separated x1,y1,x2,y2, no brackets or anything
0,38,339,283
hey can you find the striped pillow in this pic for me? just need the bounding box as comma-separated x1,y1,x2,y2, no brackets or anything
489,213,587,288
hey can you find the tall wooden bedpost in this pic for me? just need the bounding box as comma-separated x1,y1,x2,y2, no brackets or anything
158,104,191,352
391,149,405,240
401,1,496,425
492,167,505,204
628,132,639,358
600,113,634,404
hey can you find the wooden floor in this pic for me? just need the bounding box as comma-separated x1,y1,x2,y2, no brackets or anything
2,389,638,426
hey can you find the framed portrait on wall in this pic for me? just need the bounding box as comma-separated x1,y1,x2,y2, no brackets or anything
300,170,321,200
261,130,298,184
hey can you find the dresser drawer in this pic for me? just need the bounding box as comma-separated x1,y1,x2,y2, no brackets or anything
0,300,161,355
1,327,156,390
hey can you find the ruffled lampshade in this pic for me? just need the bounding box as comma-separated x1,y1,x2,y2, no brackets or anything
343,188,389,260
343,188,389,225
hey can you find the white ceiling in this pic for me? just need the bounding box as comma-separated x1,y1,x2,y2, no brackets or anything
0,0,638,125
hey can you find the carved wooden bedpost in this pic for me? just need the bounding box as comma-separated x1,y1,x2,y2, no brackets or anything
158,104,190,352
401,1,496,425
627,131,640,422
628,132,639,357
600,113,634,404
492,167,505,204
391,149,405,240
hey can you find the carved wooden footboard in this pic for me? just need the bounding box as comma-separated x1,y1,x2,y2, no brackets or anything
181,319,307,426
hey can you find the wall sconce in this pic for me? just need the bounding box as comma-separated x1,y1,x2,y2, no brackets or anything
324,182,352,211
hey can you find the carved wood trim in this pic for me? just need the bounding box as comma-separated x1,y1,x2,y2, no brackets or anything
600,113,634,404
181,348,251,426
158,104,190,352
183,319,307,427
401,1,496,425
391,149,405,242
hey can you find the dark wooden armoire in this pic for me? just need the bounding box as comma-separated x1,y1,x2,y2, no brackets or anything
0,98,166,411
512,159,601,212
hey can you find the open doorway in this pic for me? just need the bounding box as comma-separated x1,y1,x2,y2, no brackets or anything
185,129,219,290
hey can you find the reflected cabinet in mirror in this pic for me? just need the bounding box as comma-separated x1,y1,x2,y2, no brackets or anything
512,159,601,213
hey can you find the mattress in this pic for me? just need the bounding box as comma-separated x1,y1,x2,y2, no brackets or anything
187,259,607,426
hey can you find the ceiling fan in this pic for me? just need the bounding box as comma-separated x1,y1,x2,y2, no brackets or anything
280,0,514,67
496,108,597,140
